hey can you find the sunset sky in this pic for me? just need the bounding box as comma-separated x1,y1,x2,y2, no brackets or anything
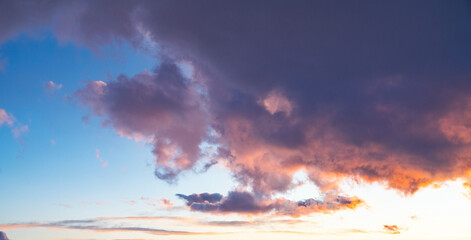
1,1,471,239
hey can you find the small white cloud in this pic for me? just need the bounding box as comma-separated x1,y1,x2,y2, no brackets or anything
44,81,63,91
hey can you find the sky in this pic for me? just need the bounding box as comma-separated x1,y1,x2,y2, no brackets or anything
1,0,471,239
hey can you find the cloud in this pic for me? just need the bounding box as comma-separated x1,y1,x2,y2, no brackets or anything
62,0,471,197
176,193,223,205
0,108,28,141
259,90,293,116
11,124,29,139
0,218,230,236
3,0,471,214
200,219,308,227
76,60,210,182
464,182,471,199
0,232,9,240
159,198,174,208
383,225,400,234
57,203,73,209
95,148,107,168
124,200,136,206
177,190,363,217
0,109,15,126
44,81,63,91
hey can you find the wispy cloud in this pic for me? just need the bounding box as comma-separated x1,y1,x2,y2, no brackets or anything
56,203,73,209
158,198,174,209
383,225,400,234
0,108,29,143
0,218,230,236
95,148,108,169
0,109,14,126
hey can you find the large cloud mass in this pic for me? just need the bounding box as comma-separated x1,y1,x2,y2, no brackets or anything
3,0,471,215
75,60,210,180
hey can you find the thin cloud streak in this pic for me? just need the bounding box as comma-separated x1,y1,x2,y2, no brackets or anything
0,219,232,236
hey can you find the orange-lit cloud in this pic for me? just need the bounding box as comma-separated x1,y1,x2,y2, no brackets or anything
463,182,471,199
159,198,174,208
383,225,400,234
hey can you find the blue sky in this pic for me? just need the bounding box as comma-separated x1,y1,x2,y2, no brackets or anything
0,32,235,224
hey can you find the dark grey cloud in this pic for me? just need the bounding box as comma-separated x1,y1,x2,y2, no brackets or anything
176,193,223,205
0,232,9,240
177,190,363,216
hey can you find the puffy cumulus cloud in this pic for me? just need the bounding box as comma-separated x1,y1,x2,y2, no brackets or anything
76,60,210,181
6,0,471,213
0,232,8,240
177,190,363,217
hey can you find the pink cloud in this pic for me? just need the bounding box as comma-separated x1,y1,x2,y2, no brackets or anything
159,198,174,209
0,109,15,126
12,124,29,139
95,148,108,168
76,61,210,182
0,109,29,142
